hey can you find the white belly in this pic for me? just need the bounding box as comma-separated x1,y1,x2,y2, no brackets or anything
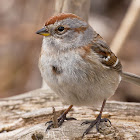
39,50,120,107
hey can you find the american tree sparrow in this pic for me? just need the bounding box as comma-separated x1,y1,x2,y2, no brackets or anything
36,13,140,137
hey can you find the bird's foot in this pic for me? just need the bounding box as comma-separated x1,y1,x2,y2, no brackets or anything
81,114,111,137
45,114,76,131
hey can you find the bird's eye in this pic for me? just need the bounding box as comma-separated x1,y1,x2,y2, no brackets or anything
57,26,65,32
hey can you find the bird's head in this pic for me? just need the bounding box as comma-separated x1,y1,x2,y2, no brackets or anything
36,13,94,50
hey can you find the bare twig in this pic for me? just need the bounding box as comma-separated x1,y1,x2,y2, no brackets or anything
110,0,140,55
52,107,58,128
55,0,90,21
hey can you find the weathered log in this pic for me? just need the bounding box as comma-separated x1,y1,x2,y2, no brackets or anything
0,89,140,140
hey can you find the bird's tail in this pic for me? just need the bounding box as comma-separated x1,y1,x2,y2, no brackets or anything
121,71,140,86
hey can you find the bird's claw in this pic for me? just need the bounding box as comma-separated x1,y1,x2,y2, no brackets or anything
82,117,111,138
45,115,76,131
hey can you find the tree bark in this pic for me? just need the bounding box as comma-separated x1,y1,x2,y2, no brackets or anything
0,89,140,140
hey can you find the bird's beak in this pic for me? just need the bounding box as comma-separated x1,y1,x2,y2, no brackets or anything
36,27,50,36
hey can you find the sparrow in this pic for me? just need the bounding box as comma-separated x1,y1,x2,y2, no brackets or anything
36,13,140,137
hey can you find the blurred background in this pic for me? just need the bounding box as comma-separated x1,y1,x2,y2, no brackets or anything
0,0,140,102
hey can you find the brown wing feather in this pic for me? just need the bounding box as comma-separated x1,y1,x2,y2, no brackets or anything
91,33,122,72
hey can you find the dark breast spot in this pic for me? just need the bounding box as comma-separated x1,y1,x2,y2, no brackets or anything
52,65,62,75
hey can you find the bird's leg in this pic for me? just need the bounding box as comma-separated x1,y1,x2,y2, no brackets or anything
82,100,111,137
46,105,76,131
